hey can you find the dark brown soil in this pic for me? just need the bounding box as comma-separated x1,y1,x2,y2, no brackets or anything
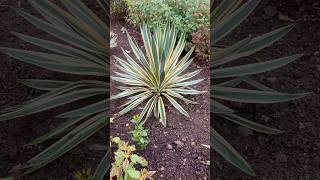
0,1,106,179
110,17,210,180
212,0,320,179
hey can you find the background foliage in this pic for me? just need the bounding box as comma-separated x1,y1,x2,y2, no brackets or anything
111,0,210,60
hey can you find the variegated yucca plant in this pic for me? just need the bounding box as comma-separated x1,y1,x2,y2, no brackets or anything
0,0,110,179
112,24,204,126
211,0,307,176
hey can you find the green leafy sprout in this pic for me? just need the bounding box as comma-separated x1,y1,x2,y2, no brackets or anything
130,115,150,149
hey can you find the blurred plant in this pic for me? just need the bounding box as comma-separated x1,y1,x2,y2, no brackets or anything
111,31,117,48
110,137,155,180
74,168,93,180
0,0,111,178
211,0,307,176
112,24,204,126
110,0,127,16
130,115,149,149
190,25,210,60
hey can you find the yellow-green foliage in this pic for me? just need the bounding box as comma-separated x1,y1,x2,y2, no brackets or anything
74,168,93,180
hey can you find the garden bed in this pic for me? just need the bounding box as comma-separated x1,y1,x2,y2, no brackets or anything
110,17,210,179
212,0,320,179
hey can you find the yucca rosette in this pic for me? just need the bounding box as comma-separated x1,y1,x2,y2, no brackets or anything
112,24,204,126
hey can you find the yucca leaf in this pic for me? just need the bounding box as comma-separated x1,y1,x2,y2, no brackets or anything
212,54,303,78
211,129,255,176
93,151,109,180
0,48,107,76
19,79,70,91
28,115,91,145
61,0,108,38
211,100,234,114
158,96,166,127
96,0,108,14
212,0,260,44
212,86,307,103
219,113,282,134
23,113,107,175
238,76,276,92
13,32,106,66
163,94,189,117
0,88,106,122
16,9,105,54
30,0,107,47
56,100,107,119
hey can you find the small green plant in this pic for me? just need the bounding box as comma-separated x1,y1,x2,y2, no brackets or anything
112,24,204,126
130,115,149,149
110,137,156,180
74,168,93,180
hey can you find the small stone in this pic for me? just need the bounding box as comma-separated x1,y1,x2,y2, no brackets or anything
182,158,187,165
237,127,253,137
174,140,185,148
257,136,265,145
159,167,165,171
261,115,270,122
299,122,313,130
191,153,198,159
267,77,276,83
191,142,196,146
278,12,294,22
153,145,159,149
275,152,288,162
299,122,305,129
166,143,173,150
182,138,187,142
264,6,277,17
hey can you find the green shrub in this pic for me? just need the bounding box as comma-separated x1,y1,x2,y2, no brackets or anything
189,25,210,60
110,0,127,16
124,0,210,60
124,0,209,41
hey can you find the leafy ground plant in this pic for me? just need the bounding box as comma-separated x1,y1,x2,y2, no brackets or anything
0,0,110,178
211,0,307,176
110,137,156,180
130,115,150,149
74,168,93,180
112,24,204,126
